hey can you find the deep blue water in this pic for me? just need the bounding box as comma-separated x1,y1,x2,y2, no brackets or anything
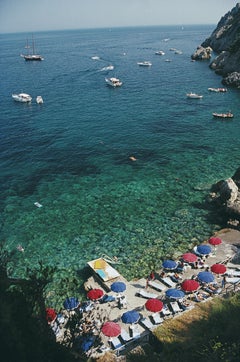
1,26,240,304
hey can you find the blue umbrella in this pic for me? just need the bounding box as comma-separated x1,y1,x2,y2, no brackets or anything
165,288,185,299
80,336,95,352
121,310,140,324
197,271,215,284
63,297,79,310
111,281,126,293
196,244,212,255
162,260,177,270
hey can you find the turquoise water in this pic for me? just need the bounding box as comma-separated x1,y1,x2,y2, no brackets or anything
1,26,240,306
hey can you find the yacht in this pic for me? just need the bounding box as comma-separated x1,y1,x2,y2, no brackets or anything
155,50,165,55
137,61,152,66
105,77,122,87
36,95,43,104
12,93,32,103
186,92,203,99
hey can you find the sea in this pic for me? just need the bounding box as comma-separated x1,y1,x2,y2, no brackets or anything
1,25,240,307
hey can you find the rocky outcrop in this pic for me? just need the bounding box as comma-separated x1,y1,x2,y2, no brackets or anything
192,3,240,87
209,168,240,224
191,45,212,60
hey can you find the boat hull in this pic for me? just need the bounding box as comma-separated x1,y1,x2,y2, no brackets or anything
212,112,233,119
12,93,32,103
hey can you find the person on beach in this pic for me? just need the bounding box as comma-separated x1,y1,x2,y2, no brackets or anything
149,270,155,280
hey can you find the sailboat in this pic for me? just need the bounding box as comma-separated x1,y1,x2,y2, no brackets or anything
21,35,44,61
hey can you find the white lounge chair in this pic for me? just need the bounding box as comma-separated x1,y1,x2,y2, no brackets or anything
129,324,141,338
226,270,240,277
111,337,124,350
161,304,172,317
140,317,155,330
161,277,176,288
137,289,158,299
225,277,240,284
152,312,163,324
148,280,167,291
170,301,182,314
226,262,240,270
120,328,132,342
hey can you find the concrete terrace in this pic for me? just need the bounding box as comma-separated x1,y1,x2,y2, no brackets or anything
54,229,240,359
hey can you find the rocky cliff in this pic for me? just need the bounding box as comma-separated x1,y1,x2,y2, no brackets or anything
192,3,240,87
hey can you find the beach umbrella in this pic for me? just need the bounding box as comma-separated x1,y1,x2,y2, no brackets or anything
87,288,104,300
63,297,79,310
79,335,95,352
197,271,215,284
162,259,178,270
101,321,121,337
181,279,200,292
211,263,227,275
165,288,185,299
196,244,212,256
46,308,57,323
121,310,140,324
110,281,126,293
182,253,198,263
145,298,164,313
208,237,222,246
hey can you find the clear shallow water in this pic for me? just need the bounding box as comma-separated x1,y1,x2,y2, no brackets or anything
1,26,240,306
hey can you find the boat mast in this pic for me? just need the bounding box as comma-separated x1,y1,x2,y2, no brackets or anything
32,34,35,55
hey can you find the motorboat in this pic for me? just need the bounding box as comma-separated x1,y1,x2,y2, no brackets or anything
100,65,114,71
155,50,165,55
208,87,227,93
105,77,122,87
212,112,233,119
137,61,152,66
186,92,203,99
36,95,43,104
12,93,32,103
175,50,183,54
20,35,44,61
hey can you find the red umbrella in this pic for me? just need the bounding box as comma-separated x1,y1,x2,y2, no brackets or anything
181,279,200,292
145,298,164,312
101,321,121,337
211,264,227,275
208,237,222,246
46,308,57,323
87,288,104,300
182,253,198,263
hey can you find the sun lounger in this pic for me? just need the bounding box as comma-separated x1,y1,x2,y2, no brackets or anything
161,304,172,317
139,317,155,330
170,301,182,313
148,280,167,291
111,337,124,350
226,270,240,277
226,262,240,270
151,312,163,324
129,324,141,338
120,328,132,342
137,289,158,299
225,277,240,284
161,277,176,288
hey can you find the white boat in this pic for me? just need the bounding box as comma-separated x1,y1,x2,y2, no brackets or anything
12,93,32,103
105,77,122,87
20,35,44,61
155,50,165,55
137,61,152,66
208,87,227,93
36,95,43,104
91,56,100,60
175,50,183,54
186,92,203,99
100,65,114,71
212,112,233,119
